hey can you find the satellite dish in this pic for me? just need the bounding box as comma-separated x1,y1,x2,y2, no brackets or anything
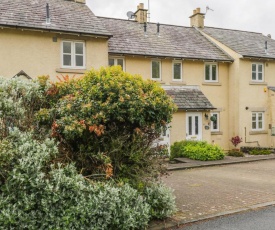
126,11,135,20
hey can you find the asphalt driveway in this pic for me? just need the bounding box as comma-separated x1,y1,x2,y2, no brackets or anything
156,159,275,228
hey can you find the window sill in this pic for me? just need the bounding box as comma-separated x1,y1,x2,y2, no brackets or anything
249,81,267,85
211,131,223,135
202,82,222,86
249,130,268,135
56,68,86,74
152,80,166,84
170,81,187,85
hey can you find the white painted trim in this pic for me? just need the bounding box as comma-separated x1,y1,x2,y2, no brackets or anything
204,62,218,83
61,40,86,69
186,112,202,141
172,60,182,81
109,56,125,71
251,111,264,131
251,62,264,82
151,59,162,81
210,112,220,131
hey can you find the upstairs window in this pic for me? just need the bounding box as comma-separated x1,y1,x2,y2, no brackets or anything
205,63,218,82
109,57,125,71
173,61,182,81
252,112,264,130
252,63,263,82
152,60,161,80
62,41,85,69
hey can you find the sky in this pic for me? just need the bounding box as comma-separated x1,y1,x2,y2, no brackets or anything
87,0,275,38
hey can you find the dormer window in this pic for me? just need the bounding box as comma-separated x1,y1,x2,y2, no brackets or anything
62,41,85,69
252,63,263,82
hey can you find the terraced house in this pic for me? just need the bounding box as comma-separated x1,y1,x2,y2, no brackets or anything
1,0,275,150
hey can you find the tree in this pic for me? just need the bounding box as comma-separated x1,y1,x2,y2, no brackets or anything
36,66,177,185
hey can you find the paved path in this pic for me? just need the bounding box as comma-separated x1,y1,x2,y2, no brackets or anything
149,159,275,229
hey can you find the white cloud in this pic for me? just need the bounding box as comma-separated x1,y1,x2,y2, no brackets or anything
87,0,275,37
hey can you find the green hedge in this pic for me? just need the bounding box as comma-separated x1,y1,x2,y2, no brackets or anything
170,140,224,161
227,150,245,157
240,146,274,153
249,149,272,155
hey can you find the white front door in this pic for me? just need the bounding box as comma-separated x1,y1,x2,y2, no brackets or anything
186,112,202,141
156,125,171,154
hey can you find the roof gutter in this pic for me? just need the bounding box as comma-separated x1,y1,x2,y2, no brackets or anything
242,55,275,61
0,24,113,39
109,52,233,63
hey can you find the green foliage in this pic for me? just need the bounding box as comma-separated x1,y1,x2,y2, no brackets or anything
170,140,200,160
170,140,225,161
0,77,48,139
241,146,274,153
36,66,177,182
227,150,245,157
0,130,150,229
248,149,272,155
144,183,177,219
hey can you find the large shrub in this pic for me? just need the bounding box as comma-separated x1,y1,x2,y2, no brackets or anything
0,77,46,139
144,183,177,219
170,140,225,161
36,67,177,183
0,130,150,229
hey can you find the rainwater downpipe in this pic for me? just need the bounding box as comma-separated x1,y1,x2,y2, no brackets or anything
244,127,260,146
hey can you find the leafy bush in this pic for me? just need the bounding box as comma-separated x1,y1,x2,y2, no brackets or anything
241,146,274,153
227,150,245,157
0,77,47,139
36,67,177,184
170,141,224,161
248,149,272,155
144,183,177,219
0,130,150,229
170,140,200,160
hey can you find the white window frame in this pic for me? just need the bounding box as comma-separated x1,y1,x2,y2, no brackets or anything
210,112,220,131
61,40,86,69
109,57,125,71
151,60,162,80
172,61,182,81
251,63,264,82
252,112,264,131
205,63,218,82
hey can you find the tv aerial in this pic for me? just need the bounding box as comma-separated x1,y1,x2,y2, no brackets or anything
127,11,135,20
206,6,214,15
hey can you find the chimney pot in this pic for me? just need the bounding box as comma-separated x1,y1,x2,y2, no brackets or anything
189,7,205,28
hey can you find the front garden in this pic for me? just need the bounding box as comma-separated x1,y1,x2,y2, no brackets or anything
0,67,177,229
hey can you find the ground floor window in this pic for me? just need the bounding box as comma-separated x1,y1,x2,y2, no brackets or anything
109,57,125,71
210,112,219,131
252,112,264,130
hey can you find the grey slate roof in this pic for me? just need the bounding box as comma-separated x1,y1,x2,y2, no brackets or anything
0,0,111,36
99,17,233,61
202,27,275,60
165,88,215,110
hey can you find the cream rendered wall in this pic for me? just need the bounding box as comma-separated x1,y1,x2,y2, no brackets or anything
124,56,230,149
237,60,275,147
202,31,275,148
0,28,108,80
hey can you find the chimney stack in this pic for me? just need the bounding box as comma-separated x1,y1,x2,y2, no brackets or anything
189,8,205,28
134,3,148,23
